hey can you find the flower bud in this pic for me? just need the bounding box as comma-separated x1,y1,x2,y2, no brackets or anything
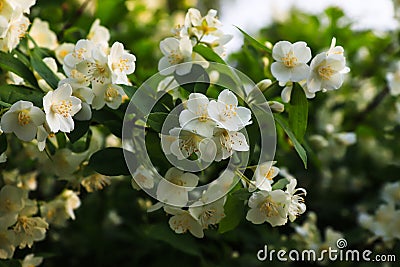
268,101,284,113
256,79,272,92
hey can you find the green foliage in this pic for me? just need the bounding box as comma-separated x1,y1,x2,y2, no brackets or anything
89,147,131,176
288,83,308,142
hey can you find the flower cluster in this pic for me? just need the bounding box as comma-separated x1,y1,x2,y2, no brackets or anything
271,38,350,103
0,0,35,52
0,170,80,259
158,8,232,75
0,19,136,151
246,166,307,226
162,89,251,162
359,181,400,246
144,167,233,238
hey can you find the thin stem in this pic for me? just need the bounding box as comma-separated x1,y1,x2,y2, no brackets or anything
58,0,92,39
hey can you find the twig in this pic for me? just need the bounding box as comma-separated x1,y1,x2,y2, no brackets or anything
58,0,92,39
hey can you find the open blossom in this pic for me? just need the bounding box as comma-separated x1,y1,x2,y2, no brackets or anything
179,93,216,137
164,206,204,238
208,89,252,132
131,165,155,190
55,43,75,64
286,178,307,222
162,127,216,162
43,83,82,133
189,196,225,229
92,83,125,110
75,47,111,85
271,41,312,84
213,128,249,161
246,190,290,227
0,185,25,229
0,101,45,142
307,38,350,93
63,39,95,76
108,41,136,85
0,11,30,52
251,161,280,192
156,167,199,206
359,203,400,242
158,36,193,75
87,19,110,52
28,18,58,50
13,216,48,249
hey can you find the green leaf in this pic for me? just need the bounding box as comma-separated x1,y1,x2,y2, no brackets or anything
218,194,245,234
271,178,289,190
275,114,308,168
0,259,22,267
288,84,308,142
145,223,201,256
0,51,38,87
0,84,44,107
0,134,7,154
88,147,132,176
193,44,226,65
31,48,60,90
235,26,272,54
173,63,210,94
120,84,137,99
146,112,168,133
56,132,66,149
67,120,90,143
231,188,251,200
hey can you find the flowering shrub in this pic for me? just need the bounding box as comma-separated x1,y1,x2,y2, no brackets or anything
0,1,399,266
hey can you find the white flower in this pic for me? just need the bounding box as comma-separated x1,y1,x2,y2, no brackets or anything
0,230,16,259
179,93,216,137
285,178,307,222
333,132,357,146
164,206,204,238
59,78,94,120
0,101,45,141
13,216,48,248
246,190,290,227
163,127,216,161
0,11,29,52
28,18,58,50
81,174,111,192
55,43,74,64
0,152,6,163
132,165,155,190
208,89,252,132
381,182,400,205
307,38,350,93
108,41,136,85
63,39,95,76
0,185,25,229
75,47,111,85
87,19,110,52
359,204,400,242
184,8,224,39
189,198,225,229
92,83,125,110
156,167,199,206
12,0,36,14
61,190,81,220
251,161,280,192
21,254,43,267
43,83,82,133
52,148,88,177
213,128,249,161
158,36,207,75
271,41,311,84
